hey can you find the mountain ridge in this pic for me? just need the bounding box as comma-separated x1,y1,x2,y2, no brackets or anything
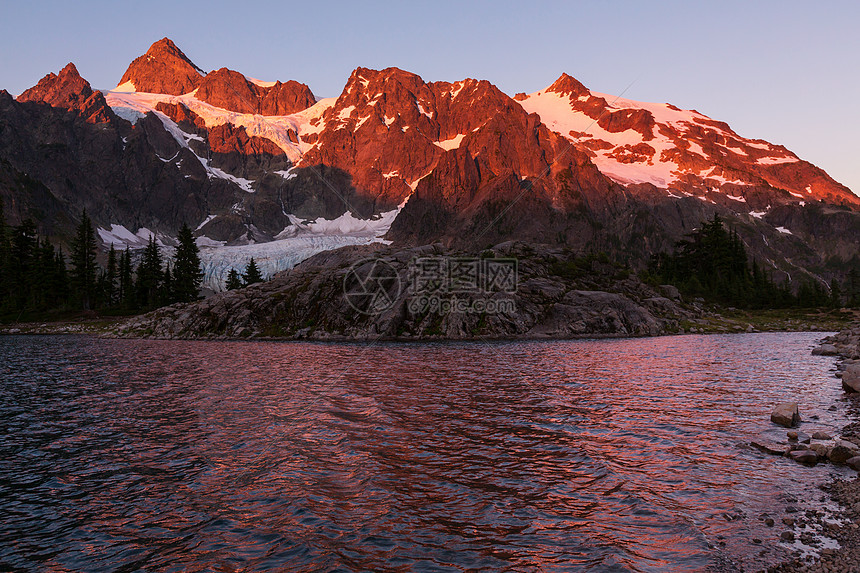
2,37,858,291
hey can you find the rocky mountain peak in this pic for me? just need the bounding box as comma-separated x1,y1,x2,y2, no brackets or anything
546,73,591,98
117,37,204,95
194,67,315,116
17,63,112,123
19,63,93,104
195,67,258,113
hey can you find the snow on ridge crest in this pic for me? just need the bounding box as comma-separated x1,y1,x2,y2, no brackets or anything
104,89,336,162
518,80,809,195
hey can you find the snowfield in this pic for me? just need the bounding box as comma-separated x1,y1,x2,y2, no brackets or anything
518,86,801,192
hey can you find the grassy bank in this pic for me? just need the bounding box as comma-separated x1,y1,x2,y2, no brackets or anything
681,307,859,335
3,306,858,339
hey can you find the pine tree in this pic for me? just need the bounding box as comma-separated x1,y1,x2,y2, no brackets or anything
830,279,843,308
69,211,99,310
119,247,133,309
243,258,263,285
0,198,8,310
104,245,118,308
34,238,57,310
53,248,69,308
136,236,162,308
10,220,37,311
225,268,244,290
848,267,860,308
161,263,174,306
172,223,203,303
651,214,802,309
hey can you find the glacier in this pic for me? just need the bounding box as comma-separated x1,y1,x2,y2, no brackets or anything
99,208,398,292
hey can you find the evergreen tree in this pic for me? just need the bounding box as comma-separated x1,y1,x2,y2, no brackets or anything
225,268,244,290
651,214,799,309
830,279,843,308
69,211,99,310
136,236,162,308
243,258,263,285
161,263,174,306
53,248,69,308
10,220,37,311
172,223,203,303
104,245,118,307
119,247,133,309
0,198,8,310
848,267,860,308
34,238,58,310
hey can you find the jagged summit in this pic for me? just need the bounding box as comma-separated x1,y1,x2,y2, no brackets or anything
546,73,591,98
3,45,859,292
519,74,860,207
195,67,315,116
114,39,315,116
117,37,204,95
17,62,113,123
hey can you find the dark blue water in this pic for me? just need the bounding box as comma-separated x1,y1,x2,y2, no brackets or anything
0,333,851,571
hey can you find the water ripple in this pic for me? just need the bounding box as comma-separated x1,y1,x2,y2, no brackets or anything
0,333,851,571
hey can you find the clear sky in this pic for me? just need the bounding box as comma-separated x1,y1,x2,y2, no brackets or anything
1,0,858,193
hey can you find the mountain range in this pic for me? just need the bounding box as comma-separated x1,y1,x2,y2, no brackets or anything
1,37,858,287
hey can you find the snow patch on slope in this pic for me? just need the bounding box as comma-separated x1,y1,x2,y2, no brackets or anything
105,90,336,162
519,90,681,188
757,155,800,165
518,85,810,196
435,133,465,151
248,77,276,88
98,225,165,248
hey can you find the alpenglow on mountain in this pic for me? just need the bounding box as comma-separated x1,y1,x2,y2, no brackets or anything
1,37,858,288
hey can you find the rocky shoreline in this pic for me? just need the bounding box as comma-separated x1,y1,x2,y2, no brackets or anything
760,326,860,573
26,241,842,343
106,242,698,341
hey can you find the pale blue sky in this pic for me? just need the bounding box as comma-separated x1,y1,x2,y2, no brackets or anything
1,0,857,193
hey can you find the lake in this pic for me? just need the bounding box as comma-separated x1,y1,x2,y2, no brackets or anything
0,333,853,571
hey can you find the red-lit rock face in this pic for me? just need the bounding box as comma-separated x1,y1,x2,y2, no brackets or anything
298,67,610,213
118,38,204,95
519,73,860,208
195,68,315,116
17,63,113,123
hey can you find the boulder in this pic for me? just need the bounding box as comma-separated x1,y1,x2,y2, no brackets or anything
751,441,789,456
842,365,860,393
658,284,681,301
812,344,838,356
846,456,860,471
771,403,800,428
788,450,818,465
809,443,830,458
828,445,857,464
786,431,809,443
811,431,833,440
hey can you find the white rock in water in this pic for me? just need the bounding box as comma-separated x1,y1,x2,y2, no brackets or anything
771,403,800,428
